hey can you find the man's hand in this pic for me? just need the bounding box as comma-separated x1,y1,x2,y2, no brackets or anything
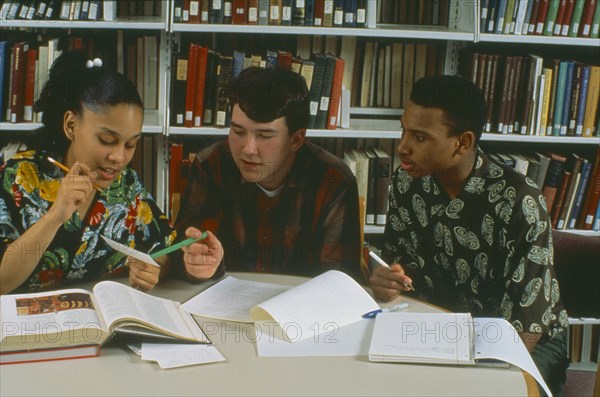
369,263,413,302
127,257,160,291
183,227,223,280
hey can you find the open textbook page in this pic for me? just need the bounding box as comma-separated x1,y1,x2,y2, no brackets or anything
181,276,291,322
92,281,209,343
0,288,109,352
249,270,379,342
1,281,209,354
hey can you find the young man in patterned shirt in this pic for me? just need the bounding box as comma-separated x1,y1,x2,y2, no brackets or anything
370,75,569,396
173,67,361,279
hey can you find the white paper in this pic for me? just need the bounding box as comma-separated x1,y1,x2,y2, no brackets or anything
255,319,373,357
141,343,225,369
181,276,290,322
101,236,160,267
368,312,474,365
474,318,553,397
250,270,379,342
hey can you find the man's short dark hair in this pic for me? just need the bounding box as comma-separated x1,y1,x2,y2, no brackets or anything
410,75,486,142
227,67,310,135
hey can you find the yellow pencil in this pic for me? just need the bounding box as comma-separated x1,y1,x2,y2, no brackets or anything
47,157,103,192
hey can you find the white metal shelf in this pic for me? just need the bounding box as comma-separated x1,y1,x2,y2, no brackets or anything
171,23,474,40
477,34,600,46
0,17,167,30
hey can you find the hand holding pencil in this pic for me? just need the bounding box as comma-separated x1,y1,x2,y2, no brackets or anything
368,251,415,303
181,227,224,280
45,158,100,225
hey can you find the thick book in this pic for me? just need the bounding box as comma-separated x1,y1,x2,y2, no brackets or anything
372,147,391,225
0,281,210,355
315,54,336,130
181,271,379,342
9,42,27,124
326,55,344,129
1,344,100,365
542,152,567,210
184,43,199,128
193,45,209,127
582,65,600,137
367,312,551,396
307,53,326,129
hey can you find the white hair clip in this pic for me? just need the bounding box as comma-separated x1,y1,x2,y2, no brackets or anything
86,58,103,68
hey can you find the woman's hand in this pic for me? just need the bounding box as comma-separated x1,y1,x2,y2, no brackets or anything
369,263,414,302
47,162,98,224
183,228,223,280
127,257,160,291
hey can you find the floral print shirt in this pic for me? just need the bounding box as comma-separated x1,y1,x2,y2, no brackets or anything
0,151,176,293
383,149,568,337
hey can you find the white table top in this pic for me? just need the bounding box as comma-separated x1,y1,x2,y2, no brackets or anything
0,272,535,396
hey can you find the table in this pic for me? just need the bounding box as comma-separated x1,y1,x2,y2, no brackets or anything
1,272,536,396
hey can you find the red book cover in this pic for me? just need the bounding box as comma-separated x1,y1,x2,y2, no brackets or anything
9,42,27,124
184,43,199,128
559,0,576,35
326,56,345,130
314,0,325,26
247,0,258,24
23,48,37,122
0,345,100,365
535,0,551,34
580,0,597,37
527,0,542,34
200,0,210,23
182,0,191,22
553,0,569,35
193,46,208,127
276,50,292,69
169,143,184,217
232,0,247,24
189,0,200,23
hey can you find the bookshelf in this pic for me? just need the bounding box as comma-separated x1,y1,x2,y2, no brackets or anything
1,0,599,235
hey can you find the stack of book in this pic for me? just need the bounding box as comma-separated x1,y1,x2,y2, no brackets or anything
0,0,133,21
481,0,600,38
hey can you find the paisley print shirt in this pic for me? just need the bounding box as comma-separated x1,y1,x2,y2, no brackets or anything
383,149,567,337
0,151,176,293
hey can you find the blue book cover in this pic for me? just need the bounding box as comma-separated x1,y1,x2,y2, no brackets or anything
575,64,591,135
495,0,508,34
568,159,592,229
559,61,575,136
305,0,315,26
594,198,600,231
552,60,568,136
232,49,245,79
343,0,357,27
0,41,7,120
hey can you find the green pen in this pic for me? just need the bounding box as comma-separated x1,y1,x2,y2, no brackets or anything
149,232,208,259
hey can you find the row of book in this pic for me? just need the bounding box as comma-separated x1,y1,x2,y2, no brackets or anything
490,147,600,231
461,51,600,137
377,0,450,26
173,0,370,28
568,323,599,364
170,41,346,130
0,32,160,124
481,0,600,38
0,0,126,21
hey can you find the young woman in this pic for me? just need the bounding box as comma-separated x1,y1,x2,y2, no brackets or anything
0,51,222,294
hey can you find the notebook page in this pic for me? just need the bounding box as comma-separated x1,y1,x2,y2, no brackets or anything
250,270,379,342
368,312,474,365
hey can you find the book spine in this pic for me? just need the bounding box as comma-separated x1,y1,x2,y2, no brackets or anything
184,43,199,128
247,0,259,24
580,0,598,37
536,0,551,33
578,147,600,229
559,0,576,35
567,62,582,136
9,42,26,124
23,48,36,122
568,160,592,229
326,57,344,129
582,66,600,137
542,153,567,210
559,60,574,136
568,0,585,36
193,46,208,127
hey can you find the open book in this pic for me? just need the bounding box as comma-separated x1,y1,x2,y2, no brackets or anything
368,312,552,396
181,270,380,342
0,281,210,355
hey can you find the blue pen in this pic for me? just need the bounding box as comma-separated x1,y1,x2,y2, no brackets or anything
362,303,409,318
